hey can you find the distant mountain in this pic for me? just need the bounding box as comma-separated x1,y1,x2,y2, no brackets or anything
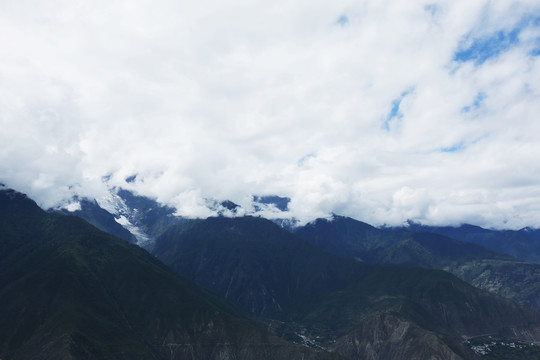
51,188,185,249
253,195,291,211
64,189,299,248
296,216,540,314
0,189,339,360
521,227,540,241
382,231,512,266
251,195,298,230
404,222,540,264
152,215,540,359
294,215,411,262
59,191,540,321
153,216,362,320
54,198,137,243
97,188,184,248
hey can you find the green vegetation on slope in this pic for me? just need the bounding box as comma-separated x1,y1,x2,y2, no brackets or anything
406,223,540,264
153,215,540,359
0,189,341,360
296,216,540,314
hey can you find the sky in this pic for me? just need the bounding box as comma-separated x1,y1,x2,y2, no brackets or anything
1,0,540,229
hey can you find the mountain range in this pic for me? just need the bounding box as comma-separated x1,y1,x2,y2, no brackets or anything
4,186,540,359
295,215,540,314
0,189,337,360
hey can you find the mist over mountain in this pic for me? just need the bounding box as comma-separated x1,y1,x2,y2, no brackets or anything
6,186,540,359
56,191,540,322
2,0,540,235
0,188,341,360
3,1,540,358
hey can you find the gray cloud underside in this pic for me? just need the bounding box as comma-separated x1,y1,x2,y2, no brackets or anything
1,0,540,229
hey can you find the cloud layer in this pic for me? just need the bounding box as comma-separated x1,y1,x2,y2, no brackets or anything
1,0,540,228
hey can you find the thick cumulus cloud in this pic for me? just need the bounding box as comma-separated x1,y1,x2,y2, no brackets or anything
1,0,540,228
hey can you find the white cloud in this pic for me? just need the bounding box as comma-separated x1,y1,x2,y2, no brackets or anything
1,0,540,229
63,201,82,212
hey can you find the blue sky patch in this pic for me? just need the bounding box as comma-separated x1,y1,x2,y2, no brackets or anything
424,4,439,17
383,89,413,131
454,14,540,65
441,143,464,153
337,15,349,27
526,15,540,55
454,29,520,65
530,36,540,56
298,153,316,166
462,92,486,113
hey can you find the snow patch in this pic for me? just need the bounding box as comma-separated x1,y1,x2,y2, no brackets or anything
114,215,152,245
96,190,152,246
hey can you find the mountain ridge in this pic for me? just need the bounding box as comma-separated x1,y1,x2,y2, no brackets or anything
151,214,540,359
0,188,342,360
295,215,540,315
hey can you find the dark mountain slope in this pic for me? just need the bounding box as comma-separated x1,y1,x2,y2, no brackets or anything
406,223,540,264
152,215,540,359
299,265,536,338
446,259,540,313
378,231,512,267
522,227,540,241
54,198,136,243
295,216,540,315
293,215,402,262
153,216,362,320
0,189,340,360
295,216,511,264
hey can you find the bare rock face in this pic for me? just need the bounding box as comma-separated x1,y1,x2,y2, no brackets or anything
332,313,475,360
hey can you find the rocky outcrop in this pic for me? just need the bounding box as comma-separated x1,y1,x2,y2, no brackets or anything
332,313,475,360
